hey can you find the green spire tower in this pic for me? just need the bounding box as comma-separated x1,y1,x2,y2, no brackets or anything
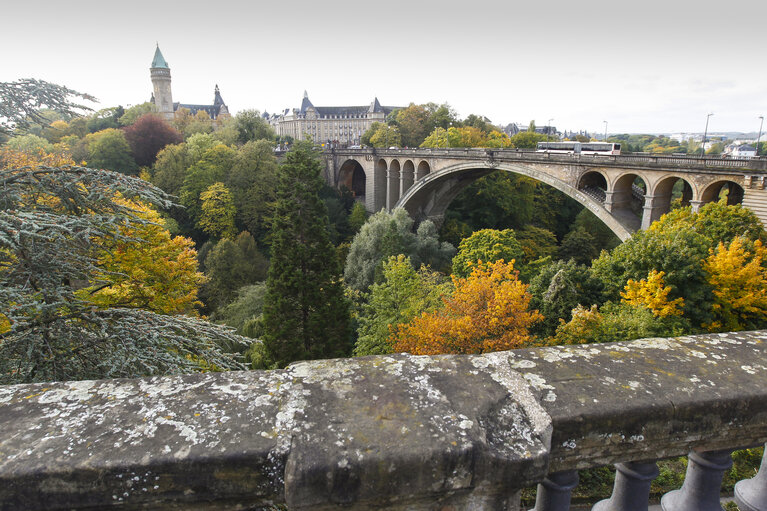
150,44,174,120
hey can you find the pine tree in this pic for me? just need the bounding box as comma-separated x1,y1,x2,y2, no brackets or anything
262,142,351,367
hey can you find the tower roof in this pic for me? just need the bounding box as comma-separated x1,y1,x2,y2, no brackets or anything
300,91,315,113
151,45,169,69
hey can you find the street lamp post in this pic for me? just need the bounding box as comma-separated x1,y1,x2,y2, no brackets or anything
603,120,608,142
702,113,713,156
757,116,764,157
548,118,554,142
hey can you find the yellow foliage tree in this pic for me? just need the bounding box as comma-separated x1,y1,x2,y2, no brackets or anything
621,269,684,317
703,237,767,331
0,146,76,168
77,197,205,315
391,260,541,355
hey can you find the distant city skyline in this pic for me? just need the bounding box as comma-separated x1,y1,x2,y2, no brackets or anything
2,0,766,135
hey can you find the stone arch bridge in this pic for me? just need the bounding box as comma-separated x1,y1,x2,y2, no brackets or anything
324,148,767,240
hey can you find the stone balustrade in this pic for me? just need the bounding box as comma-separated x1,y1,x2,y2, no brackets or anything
1,331,766,510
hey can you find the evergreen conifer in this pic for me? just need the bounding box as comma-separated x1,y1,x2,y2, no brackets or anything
262,142,351,367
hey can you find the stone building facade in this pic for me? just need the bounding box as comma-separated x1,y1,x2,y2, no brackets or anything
150,45,229,121
268,92,398,146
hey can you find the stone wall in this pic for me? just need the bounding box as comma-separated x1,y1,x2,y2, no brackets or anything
1,331,766,510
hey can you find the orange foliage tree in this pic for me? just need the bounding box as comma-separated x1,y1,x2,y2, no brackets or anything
391,260,541,355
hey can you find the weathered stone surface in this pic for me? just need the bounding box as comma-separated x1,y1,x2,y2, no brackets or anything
283,353,551,510
0,331,766,510
0,352,552,510
503,331,767,471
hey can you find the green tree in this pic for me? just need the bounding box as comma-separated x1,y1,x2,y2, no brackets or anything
348,201,369,235
226,139,280,244
179,143,237,227
420,127,450,148
119,102,158,126
509,130,548,149
216,283,268,336
261,142,352,367
6,134,53,154
367,123,402,148
86,128,138,175
202,231,268,311
233,109,275,144
591,224,713,327
86,106,124,133
395,103,431,147
0,165,249,384
559,227,600,264
151,142,190,196
344,208,455,292
452,228,525,278
528,259,605,337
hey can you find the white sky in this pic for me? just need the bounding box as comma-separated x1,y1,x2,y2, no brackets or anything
3,0,766,134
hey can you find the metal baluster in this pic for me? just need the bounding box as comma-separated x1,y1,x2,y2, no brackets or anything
592,461,659,511
661,449,733,511
534,470,579,511
735,444,767,511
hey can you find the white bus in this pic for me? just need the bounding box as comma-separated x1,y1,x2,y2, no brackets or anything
536,142,621,155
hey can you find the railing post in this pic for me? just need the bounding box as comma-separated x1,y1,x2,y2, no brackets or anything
735,444,767,511
534,470,579,511
592,461,659,511
660,449,733,511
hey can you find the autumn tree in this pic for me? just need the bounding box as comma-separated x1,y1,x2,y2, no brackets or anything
392,260,541,355
199,182,237,239
122,113,183,167
0,165,249,383
261,142,351,367
703,237,767,331
621,270,685,318
354,255,451,356
76,197,205,316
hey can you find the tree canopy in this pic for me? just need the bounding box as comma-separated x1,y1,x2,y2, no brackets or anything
0,165,250,383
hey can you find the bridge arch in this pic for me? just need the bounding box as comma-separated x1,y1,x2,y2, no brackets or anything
608,172,649,231
375,159,387,210
416,160,431,180
701,180,745,205
338,159,367,201
387,159,402,209
396,161,632,241
402,160,415,197
577,171,608,202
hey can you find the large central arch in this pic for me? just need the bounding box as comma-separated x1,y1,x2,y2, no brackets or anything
395,161,633,241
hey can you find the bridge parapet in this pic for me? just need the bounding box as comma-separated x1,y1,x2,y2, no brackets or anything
331,148,767,173
1,331,766,510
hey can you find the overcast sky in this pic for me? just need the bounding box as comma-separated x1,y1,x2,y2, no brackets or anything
3,0,766,134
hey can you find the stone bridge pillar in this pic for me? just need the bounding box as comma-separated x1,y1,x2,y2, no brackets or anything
641,195,667,230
